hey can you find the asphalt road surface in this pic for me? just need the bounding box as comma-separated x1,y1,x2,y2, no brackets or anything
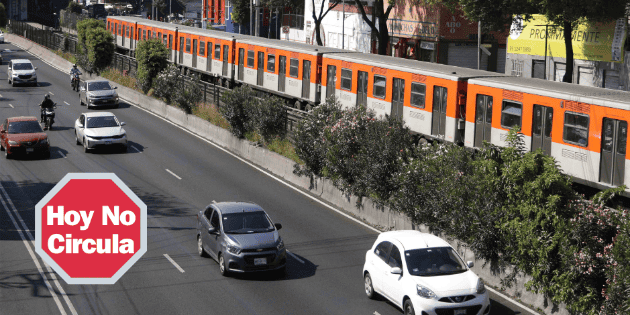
0,42,537,315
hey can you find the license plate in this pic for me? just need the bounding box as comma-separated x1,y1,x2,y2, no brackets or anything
26,148,34,153
105,140,112,145
254,258,267,265
454,309,466,315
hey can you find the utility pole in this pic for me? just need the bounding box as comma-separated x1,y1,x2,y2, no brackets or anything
342,0,345,49
477,21,481,70
250,0,253,35
535,24,552,80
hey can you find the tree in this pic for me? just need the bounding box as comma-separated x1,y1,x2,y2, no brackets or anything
66,1,83,14
0,4,7,27
219,85,256,138
77,19,106,49
310,0,342,46
432,0,627,83
84,27,114,75
135,39,169,93
229,0,251,28
353,0,395,55
76,19,108,73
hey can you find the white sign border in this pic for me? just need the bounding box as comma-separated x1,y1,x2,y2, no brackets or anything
35,173,148,285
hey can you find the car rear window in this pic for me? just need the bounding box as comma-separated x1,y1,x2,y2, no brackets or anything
86,116,119,128
88,82,112,91
8,121,43,134
14,63,33,70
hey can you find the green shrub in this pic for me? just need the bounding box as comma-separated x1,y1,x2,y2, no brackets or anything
66,2,83,14
173,75,203,114
0,4,7,27
249,95,287,143
85,27,114,75
219,85,256,138
153,64,180,104
135,39,169,93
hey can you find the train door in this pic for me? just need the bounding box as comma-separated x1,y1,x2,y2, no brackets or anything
238,48,244,80
474,94,493,147
356,71,368,106
131,27,134,50
223,45,229,76
192,39,198,68
179,38,184,64
278,56,286,92
122,26,125,46
207,42,213,72
531,105,553,155
257,51,264,85
326,65,336,99
600,118,627,186
392,78,405,120
432,86,448,137
302,60,311,98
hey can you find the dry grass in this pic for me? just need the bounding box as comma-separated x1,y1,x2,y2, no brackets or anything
193,102,230,130
53,50,77,64
266,137,302,164
101,68,140,92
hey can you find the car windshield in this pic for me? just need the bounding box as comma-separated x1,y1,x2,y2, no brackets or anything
405,247,468,276
8,121,43,134
222,211,274,234
88,82,112,91
14,63,33,70
86,116,119,128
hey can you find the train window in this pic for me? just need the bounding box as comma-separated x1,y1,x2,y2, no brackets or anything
108,21,110,30
200,41,205,56
131,27,134,39
341,69,352,90
169,35,173,49
500,101,522,129
267,55,275,72
186,38,191,53
126,26,130,38
247,50,255,67
158,32,162,40
410,83,426,108
163,34,167,45
290,58,299,77
215,44,221,59
563,112,589,147
373,75,386,99
143,30,146,40
153,31,156,39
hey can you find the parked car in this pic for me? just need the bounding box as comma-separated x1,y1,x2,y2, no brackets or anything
8,59,37,87
0,30,4,43
74,112,127,153
363,230,490,315
197,202,286,277
79,80,119,109
0,116,50,159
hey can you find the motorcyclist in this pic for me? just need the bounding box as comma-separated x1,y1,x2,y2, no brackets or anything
70,64,82,86
40,94,55,123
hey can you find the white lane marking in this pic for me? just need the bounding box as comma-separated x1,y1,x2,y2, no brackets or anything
287,250,304,264
64,101,70,106
485,286,539,315
130,145,141,153
374,312,381,315
58,151,66,158
0,182,78,315
164,254,185,273
48,92,54,95
166,169,182,180
0,93,3,97
8,104,14,108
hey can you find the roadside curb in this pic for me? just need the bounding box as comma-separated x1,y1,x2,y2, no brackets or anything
7,32,565,315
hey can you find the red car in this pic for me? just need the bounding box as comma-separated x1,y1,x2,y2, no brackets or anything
0,117,50,159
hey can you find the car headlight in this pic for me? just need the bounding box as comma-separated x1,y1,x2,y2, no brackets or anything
417,284,436,299
276,239,285,251
226,244,241,255
8,140,17,145
476,278,486,294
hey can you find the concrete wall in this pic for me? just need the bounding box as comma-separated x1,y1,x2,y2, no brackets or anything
7,32,568,315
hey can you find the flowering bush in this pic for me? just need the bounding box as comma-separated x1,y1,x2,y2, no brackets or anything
219,85,256,138
153,65,180,104
249,95,287,143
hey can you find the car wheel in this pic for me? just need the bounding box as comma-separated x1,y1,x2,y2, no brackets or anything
11,80,15,87
403,299,415,315
0,143,4,151
43,150,51,159
4,148,10,159
197,236,208,257
75,131,81,145
364,273,377,299
218,253,229,277
80,98,84,106
83,138,90,153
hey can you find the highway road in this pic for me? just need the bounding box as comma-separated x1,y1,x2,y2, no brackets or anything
0,42,536,315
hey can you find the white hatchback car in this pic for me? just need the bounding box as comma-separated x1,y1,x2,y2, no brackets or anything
363,231,490,315
75,112,128,153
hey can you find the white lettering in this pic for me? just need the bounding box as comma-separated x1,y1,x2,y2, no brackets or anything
119,239,134,254
82,239,96,254
103,206,120,225
65,211,80,226
46,206,94,230
46,234,134,254
79,211,94,231
48,234,64,254
120,211,136,226
47,205,64,225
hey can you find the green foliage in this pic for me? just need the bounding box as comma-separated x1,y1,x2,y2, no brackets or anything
153,64,181,104
77,19,105,49
230,0,251,26
249,96,287,143
0,4,7,27
66,1,83,14
135,39,169,93
173,75,203,114
293,98,343,178
84,27,114,75
219,85,256,138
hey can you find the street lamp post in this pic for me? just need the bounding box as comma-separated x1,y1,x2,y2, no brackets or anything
535,24,552,80
342,0,345,49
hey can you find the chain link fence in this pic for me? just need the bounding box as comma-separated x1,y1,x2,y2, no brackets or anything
59,10,88,32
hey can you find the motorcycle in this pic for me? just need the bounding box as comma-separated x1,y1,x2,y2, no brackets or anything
43,105,56,131
71,73,80,91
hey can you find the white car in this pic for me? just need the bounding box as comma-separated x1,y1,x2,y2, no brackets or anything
0,30,4,43
363,231,490,315
75,112,128,153
8,59,37,87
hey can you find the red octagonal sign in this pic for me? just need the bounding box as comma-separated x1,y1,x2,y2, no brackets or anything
35,173,147,285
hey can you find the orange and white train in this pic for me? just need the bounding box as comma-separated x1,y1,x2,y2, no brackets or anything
107,16,630,195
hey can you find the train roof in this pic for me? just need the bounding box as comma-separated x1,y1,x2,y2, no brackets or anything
469,76,630,110
237,36,349,55
108,16,246,40
324,52,506,81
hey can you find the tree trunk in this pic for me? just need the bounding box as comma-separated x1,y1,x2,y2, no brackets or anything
562,20,573,83
315,20,322,45
377,14,389,55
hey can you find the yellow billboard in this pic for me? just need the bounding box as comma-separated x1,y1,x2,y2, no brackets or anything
508,15,626,62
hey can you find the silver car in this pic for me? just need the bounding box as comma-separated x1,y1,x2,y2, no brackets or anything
8,59,37,87
197,202,287,277
74,112,127,153
79,80,119,109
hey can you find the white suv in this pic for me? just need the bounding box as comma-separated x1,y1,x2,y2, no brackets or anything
8,59,38,87
363,230,490,315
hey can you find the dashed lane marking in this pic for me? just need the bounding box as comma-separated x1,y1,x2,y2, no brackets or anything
8,104,14,108
130,145,141,153
287,250,304,264
166,169,182,180
64,101,70,106
164,254,185,273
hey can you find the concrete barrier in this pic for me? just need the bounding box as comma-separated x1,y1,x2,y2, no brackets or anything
9,32,567,315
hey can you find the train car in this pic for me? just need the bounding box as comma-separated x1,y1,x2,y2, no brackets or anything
107,16,141,51
321,53,504,143
234,37,347,109
465,76,629,194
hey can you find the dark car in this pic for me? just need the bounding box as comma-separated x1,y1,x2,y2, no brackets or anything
0,117,50,159
197,202,286,277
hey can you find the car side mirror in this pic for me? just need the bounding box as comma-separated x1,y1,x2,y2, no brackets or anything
120,122,126,126
78,123,84,128
391,267,402,275
35,67,38,70
467,261,474,268
114,86,118,89
208,227,218,234
274,223,282,230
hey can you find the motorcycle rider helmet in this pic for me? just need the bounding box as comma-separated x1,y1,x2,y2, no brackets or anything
44,94,50,100
73,64,77,68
